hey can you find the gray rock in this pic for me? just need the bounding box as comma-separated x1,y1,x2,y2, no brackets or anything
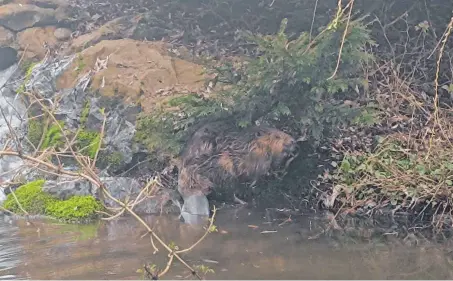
25,55,143,175
0,63,27,184
42,176,181,215
53,27,71,41
0,47,17,71
181,194,210,216
0,4,59,32
100,177,181,214
0,188,6,205
43,178,96,200
0,26,15,47
181,212,210,225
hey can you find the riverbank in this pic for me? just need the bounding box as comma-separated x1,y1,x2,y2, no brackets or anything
0,0,452,234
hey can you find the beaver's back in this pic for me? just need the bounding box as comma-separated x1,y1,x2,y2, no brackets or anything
177,121,298,198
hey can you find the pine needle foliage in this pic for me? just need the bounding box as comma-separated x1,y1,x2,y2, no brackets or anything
136,14,375,155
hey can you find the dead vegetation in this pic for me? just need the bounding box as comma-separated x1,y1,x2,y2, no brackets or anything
314,10,453,232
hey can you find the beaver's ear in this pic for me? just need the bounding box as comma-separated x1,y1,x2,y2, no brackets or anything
255,130,263,137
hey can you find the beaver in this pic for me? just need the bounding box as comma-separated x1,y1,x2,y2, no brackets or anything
177,121,299,216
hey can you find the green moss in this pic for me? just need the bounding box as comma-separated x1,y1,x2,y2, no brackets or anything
75,54,86,74
75,129,101,159
46,196,102,221
106,151,123,166
3,180,54,215
134,114,183,157
2,180,103,222
80,100,91,126
27,119,44,147
41,121,65,149
16,61,38,95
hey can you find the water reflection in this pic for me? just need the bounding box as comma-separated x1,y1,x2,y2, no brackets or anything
1,207,453,279
0,217,22,280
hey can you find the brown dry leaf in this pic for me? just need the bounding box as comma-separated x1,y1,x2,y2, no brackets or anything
248,225,259,229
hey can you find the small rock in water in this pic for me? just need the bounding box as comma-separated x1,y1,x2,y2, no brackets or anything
54,28,72,41
0,47,17,71
181,194,210,216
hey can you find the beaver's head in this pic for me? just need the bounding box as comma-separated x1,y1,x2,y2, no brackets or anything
254,128,299,166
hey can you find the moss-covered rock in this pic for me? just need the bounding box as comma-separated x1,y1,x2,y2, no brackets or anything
3,180,54,215
27,119,66,150
2,180,103,222
46,196,103,221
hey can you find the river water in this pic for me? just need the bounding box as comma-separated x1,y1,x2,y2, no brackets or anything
1,206,453,280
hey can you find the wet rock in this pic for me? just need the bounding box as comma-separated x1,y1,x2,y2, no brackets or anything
17,26,58,60
21,54,136,174
0,26,15,46
53,27,71,41
0,63,27,184
0,47,17,70
101,177,181,214
42,176,181,215
43,178,95,200
0,4,59,31
181,194,210,217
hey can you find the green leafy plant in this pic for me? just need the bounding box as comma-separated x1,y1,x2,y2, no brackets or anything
194,264,215,275
80,100,91,126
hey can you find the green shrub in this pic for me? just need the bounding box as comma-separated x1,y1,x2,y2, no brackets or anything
135,15,374,154
213,16,373,144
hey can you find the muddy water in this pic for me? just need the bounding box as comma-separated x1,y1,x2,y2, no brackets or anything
1,207,453,280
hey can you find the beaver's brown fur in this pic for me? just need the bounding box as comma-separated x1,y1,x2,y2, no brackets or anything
177,121,299,198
